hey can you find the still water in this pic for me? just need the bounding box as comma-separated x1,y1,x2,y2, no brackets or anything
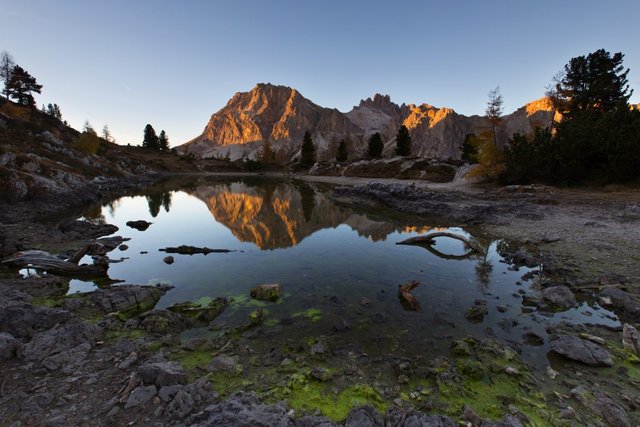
76,177,618,369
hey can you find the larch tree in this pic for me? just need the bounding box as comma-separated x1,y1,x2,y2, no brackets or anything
367,132,383,159
395,125,412,156
486,86,503,146
300,131,316,166
158,130,169,151
0,50,15,100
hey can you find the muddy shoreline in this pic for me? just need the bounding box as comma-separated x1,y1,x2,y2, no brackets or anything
1,174,640,426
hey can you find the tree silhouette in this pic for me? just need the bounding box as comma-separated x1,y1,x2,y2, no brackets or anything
142,124,159,150
395,125,412,156
6,65,42,106
0,51,15,100
300,131,316,166
486,87,503,146
158,130,169,151
336,139,348,162
367,132,383,159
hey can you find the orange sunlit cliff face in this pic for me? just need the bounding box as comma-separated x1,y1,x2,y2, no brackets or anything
189,182,436,249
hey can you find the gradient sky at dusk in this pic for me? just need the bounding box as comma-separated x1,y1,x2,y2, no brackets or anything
2,0,639,146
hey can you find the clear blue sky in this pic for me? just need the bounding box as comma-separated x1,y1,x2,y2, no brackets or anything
2,0,639,147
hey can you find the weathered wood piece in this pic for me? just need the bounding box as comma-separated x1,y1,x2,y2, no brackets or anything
2,250,108,276
398,280,421,311
397,232,482,253
159,245,235,255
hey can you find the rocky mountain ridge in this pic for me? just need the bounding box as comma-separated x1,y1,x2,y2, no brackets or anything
178,83,557,161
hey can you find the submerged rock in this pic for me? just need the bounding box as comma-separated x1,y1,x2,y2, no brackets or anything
167,297,228,323
465,299,488,323
250,284,282,302
549,334,613,367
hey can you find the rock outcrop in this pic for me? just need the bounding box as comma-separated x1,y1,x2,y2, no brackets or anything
178,83,558,162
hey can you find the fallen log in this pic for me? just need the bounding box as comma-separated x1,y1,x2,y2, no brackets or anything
2,250,109,277
398,280,421,311
397,232,483,253
159,245,235,255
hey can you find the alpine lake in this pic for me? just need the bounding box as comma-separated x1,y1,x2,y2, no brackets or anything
59,176,627,422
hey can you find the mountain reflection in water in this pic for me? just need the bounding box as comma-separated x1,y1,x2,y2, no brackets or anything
189,181,438,250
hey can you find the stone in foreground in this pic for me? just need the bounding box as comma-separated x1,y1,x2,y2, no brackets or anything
250,284,282,302
549,334,613,367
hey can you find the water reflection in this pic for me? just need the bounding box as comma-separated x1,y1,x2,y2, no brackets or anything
189,180,440,250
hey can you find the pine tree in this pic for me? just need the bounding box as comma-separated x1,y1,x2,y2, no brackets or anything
368,133,384,159
300,131,315,166
336,139,348,162
6,65,42,106
158,130,169,151
551,49,632,118
486,87,503,146
395,125,412,156
142,124,159,150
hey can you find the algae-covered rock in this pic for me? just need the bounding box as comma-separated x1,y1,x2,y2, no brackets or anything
465,299,488,323
167,297,228,323
622,323,640,355
139,309,189,334
250,284,281,302
549,334,613,367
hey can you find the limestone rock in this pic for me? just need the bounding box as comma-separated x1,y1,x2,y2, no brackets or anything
136,361,188,387
0,332,19,360
191,392,290,426
250,283,281,301
541,285,577,310
549,335,613,367
124,385,157,409
18,321,101,362
622,323,640,355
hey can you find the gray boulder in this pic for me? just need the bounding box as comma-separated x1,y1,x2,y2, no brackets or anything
346,405,384,426
191,392,290,427
0,304,71,338
622,323,640,355
0,332,19,360
207,354,243,375
385,407,458,427
124,385,157,409
165,390,195,419
41,342,91,373
541,285,577,310
549,335,613,366
18,321,101,361
598,287,640,321
137,361,188,387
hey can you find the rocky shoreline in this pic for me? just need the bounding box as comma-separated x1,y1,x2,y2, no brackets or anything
1,177,640,426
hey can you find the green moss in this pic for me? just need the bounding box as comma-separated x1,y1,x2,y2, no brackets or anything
175,350,214,371
167,296,228,322
286,382,387,422
32,296,63,308
292,308,323,322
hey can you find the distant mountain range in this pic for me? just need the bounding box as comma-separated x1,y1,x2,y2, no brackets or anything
177,83,560,161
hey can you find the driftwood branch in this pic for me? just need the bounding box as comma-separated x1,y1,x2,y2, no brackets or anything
397,232,483,254
398,280,421,311
159,245,235,255
2,250,108,277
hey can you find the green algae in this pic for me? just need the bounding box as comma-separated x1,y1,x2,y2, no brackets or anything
292,308,323,322
286,382,387,421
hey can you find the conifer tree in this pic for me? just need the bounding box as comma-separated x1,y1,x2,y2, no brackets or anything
368,133,383,159
336,139,348,162
6,65,42,106
300,131,316,166
142,124,159,150
158,130,169,150
486,87,503,146
395,125,412,156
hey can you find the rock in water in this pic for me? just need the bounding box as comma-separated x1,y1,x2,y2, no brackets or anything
126,220,152,231
541,285,577,310
622,323,640,355
250,284,281,302
163,256,174,265
549,335,613,367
